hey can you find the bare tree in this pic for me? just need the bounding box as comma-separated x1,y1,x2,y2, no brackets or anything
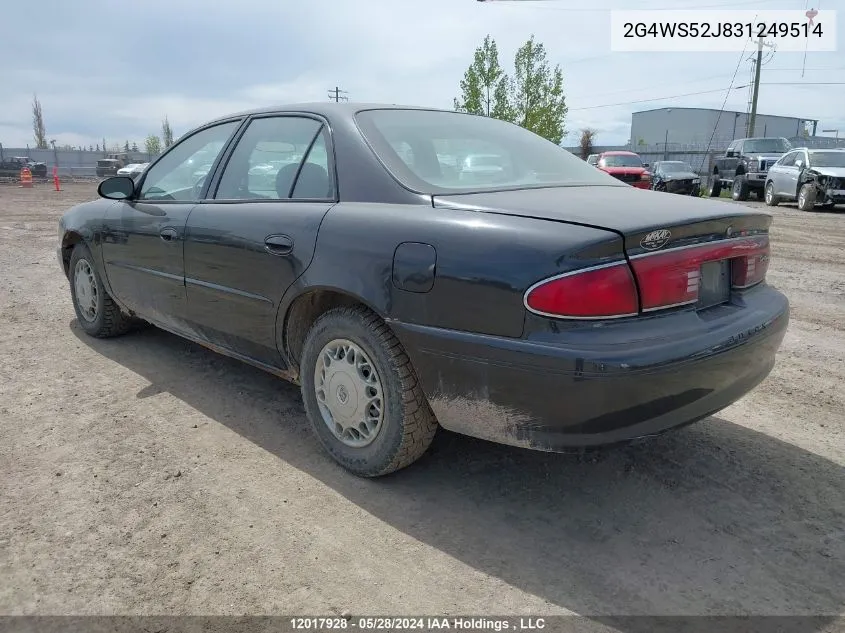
32,95,48,149
579,128,596,160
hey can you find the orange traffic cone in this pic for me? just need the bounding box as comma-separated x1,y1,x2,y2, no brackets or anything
20,167,33,188
53,166,61,191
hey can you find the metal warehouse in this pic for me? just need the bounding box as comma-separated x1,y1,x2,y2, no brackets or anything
630,107,818,148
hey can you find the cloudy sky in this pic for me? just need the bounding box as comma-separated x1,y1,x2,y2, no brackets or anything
2,0,843,149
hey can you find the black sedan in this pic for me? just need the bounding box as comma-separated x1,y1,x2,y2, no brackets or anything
57,103,789,476
649,160,701,195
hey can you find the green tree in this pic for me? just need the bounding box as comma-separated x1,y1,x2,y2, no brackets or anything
511,35,567,144
162,116,174,148
144,135,162,155
453,35,513,121
124,140,130,152
102,138,108,155
131,141,139,152
32,94,48,149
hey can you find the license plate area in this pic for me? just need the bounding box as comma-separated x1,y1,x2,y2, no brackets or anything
696,260,731,310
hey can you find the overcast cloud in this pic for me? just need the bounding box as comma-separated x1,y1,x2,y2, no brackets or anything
1,0,843,148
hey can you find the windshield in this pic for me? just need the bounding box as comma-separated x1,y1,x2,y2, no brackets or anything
355,108,619,193
743,138,792,153
810,151,845,168
660,162,693,173
600,154,643,168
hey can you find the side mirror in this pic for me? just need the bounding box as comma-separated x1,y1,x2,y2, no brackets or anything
98,176,136,200
726,150,736,157
795,159,804,169
643,163,650,168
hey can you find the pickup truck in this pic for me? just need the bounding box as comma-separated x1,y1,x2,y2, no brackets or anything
0,156,48,178
706,137,792,201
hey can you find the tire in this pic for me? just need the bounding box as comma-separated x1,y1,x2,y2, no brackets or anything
731,175,750,201
797,183,816,212
764,181,780,207
69,244,133,338
299,306,438,477
707,174,722,197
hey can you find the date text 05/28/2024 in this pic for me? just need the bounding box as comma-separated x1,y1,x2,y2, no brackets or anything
610,9,838,52
289,617,547,631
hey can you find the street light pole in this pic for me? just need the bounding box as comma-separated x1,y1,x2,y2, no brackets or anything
663,108,672,160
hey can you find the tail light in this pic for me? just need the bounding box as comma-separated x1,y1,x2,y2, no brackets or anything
524,261,639,319
629,235,770,311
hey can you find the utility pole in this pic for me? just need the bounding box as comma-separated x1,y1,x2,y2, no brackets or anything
748,38,774,137
327,86,349,103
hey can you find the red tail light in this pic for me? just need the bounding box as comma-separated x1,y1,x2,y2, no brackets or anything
630,235,770,311
524,261,639,319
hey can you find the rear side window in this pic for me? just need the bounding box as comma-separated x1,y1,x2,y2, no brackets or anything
214,116,333,201
355,108,616,194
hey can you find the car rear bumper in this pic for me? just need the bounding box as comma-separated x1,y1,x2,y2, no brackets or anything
393,284,789,451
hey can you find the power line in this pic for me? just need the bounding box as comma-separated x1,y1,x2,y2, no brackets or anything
327,86,349,102
697,39,754,174
569,86,746,111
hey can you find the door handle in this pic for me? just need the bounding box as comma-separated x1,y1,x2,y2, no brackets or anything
160,227,178,242
264,234,293,255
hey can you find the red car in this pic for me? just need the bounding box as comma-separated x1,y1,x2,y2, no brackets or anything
596,151,651,189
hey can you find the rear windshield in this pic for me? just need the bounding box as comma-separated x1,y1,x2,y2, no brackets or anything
810,151,845,168
743,138,792,153
355,108,619,193
98,160,118,166
599,154,643,168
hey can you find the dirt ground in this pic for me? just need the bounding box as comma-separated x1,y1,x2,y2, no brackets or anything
1,183,843,621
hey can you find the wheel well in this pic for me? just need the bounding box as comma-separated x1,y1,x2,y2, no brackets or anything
60,232,84,277
735,165,746,176
282,289,371,370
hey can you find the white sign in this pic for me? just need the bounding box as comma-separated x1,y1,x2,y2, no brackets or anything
610,10,837,52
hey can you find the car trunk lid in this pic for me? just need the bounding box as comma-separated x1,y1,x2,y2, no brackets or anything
434,185,772,314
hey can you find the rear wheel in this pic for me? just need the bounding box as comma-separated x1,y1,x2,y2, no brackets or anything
300,306,438,477
764,181,780,207
707,174,722,197
797,184,816,212
69,244,133,338
731,175,750,201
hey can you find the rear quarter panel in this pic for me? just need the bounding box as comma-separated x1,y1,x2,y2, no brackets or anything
280,201,626,341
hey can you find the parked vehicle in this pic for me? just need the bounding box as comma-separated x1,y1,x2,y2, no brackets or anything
708,137,792,200
58,103,788,476
596,151,651,189
586,154,599,166
765,148,845,211
116,163,149,178
96,159,122,177
649,161,701,196
0,156,48,178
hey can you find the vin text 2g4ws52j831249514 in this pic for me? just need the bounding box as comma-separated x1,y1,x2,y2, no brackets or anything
58,103,789,477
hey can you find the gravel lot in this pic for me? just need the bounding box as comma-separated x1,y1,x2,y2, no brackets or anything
1,183,843,620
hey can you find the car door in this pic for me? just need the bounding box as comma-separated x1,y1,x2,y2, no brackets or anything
774,151,799,198
100,119,242,332
182,115,336,366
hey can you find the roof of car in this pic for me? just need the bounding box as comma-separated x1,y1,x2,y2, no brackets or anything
207,101,454,124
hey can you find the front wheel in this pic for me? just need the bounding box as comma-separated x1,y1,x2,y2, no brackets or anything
300,306,438,477
797,184,816,212
69,244,134,338
764,181,780,207
732,175,750,201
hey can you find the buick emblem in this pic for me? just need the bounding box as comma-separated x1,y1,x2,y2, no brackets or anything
640,229,672,251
